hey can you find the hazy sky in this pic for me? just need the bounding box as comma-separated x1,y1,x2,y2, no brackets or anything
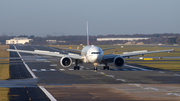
0,0,180,36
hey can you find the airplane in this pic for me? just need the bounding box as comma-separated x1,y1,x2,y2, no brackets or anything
7,22,174,70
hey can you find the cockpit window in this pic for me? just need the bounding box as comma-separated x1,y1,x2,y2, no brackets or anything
91,52,100,54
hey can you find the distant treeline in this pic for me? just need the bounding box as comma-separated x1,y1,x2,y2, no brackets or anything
0,33,180,45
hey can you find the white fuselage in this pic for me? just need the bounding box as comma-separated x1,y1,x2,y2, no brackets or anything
81,45,103,64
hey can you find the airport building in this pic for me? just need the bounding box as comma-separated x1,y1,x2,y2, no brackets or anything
46,40,57,44
6,37,33,45
97,38,149,41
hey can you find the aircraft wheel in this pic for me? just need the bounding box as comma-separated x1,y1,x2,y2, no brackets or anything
94,67,97,70
74,66,80,70
77,66,80,70
103,66,109,70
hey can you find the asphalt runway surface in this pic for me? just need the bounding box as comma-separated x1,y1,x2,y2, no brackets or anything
1,45,180,101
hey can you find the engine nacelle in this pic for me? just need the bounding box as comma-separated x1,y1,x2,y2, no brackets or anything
60,56,72,67
113,56,125,67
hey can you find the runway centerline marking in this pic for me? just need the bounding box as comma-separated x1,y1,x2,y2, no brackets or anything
50,69,56,71
59,69,65,71
41,69,46,71
32,69,37,71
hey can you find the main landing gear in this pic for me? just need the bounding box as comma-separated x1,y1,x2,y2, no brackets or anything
74,60,80,70
103,62,109,70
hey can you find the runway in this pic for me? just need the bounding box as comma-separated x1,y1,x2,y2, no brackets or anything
4,45,180,101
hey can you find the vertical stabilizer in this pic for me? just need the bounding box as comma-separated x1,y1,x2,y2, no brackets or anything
87,21,89,46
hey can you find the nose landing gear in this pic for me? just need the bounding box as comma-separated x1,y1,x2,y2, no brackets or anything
94,63,98,71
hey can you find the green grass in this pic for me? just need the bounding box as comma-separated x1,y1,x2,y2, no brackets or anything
0,88,9,101
126,59,180,71
139,64,180,71
0,45,10,101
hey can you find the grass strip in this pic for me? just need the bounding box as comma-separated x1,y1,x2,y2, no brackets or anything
126,59,180,71
0,45,10,101
0,88,9,101
139,64,180,71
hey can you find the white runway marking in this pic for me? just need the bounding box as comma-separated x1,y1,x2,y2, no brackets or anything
144,87,159,91
50,64,57,66
159,71,165,73
173,74,180,76
59,69,65,71
124,64,150,71
50,69,56,71
166,93,180,97
39,86,57,101
128,84,141,87
13,45,37,78
116,79,126,82
14,45,56,101
41,69,46,71
32,69,37,71
69,69,74,70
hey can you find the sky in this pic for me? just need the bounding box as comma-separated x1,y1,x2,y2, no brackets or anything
0,0,180,36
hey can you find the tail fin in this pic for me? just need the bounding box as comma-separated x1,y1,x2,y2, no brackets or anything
87,21,89,46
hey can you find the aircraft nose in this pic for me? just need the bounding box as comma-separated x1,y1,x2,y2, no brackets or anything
90,55,102,63
97,55,103,62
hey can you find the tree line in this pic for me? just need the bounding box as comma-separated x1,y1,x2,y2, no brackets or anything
0,33,180,45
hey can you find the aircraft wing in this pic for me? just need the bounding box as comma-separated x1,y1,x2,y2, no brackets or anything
119,49,174,58
102,49,174,62
7,49,82,60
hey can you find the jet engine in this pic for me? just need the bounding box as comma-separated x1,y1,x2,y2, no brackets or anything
60,56,72,67
113,56,125,67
